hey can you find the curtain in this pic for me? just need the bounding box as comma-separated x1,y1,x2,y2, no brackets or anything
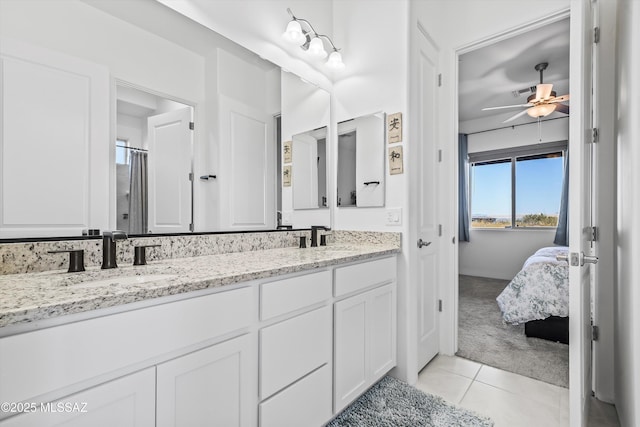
554,151,569,246
128,151,148,234
458,134,470,242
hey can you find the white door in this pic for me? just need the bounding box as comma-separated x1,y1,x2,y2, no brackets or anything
218,95,275,230
147,107,192,233
156,335,252,427
414,26,441,369
568,0,595,425
0,38,109,238
292,134,319,209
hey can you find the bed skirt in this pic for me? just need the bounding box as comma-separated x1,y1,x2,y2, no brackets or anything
524,316,569,344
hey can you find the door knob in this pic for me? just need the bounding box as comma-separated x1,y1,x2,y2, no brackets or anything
582,254,599,265
417,239,431,248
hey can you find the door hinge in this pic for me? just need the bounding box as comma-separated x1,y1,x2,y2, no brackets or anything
188,172,194,181
189,121,194,130
438,73,442,87
189,223,194,232
592,127,599,143
594,27,600,44
438,299,443,312
592,325,599,341
438,149,442,162
438,224,443,236
589,226,598,242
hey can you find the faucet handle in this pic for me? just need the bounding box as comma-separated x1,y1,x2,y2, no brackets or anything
48,249,85,273
133,244,161,266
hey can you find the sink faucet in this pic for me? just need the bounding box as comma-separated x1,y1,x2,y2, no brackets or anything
310,226,330,247
101,231,128,269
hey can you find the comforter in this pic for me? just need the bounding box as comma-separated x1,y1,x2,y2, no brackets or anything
496,246,569,325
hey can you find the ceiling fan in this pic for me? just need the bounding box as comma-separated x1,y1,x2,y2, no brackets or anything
482,62,570,123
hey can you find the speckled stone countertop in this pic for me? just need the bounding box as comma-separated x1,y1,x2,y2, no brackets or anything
0,242,400,329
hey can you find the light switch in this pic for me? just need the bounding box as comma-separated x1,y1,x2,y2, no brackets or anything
386,208,402,226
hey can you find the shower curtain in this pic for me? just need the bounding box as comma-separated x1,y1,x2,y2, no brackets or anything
128,150,148,234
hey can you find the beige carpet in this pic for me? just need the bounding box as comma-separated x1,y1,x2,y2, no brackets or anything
456,275,569,388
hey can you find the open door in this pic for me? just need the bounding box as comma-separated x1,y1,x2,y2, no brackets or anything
568,0,595,425
415,25,441,369
147,107,193,233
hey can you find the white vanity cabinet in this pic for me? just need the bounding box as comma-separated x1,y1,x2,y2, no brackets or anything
258,270,333,427
333,257,397,413
0,287,253,426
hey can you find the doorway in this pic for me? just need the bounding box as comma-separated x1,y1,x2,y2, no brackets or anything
115,83,194,234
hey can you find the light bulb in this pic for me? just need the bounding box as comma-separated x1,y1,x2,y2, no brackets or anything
526,103,557,118
308,37,327,59
282,20,304,44
326,51,345,70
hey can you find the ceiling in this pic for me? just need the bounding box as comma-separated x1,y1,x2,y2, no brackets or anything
458,18,570,132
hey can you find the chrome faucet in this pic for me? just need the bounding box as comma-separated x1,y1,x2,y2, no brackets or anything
101,231,128,269
310,226,330,247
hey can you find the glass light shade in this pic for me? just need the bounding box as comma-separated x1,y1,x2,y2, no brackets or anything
526,103,557,118
282,20,304,44
308,37,327,59
326,51,345,70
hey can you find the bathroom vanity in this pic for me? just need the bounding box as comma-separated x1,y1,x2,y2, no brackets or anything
0,233,399,426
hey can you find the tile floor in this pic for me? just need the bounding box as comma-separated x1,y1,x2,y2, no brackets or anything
416,355,620,427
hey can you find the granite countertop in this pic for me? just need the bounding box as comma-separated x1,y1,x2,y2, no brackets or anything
0,243,399,329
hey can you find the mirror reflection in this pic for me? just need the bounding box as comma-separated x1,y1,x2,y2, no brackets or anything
116,85,193,234
0,0,330,239
292,127,328,210
337,112,386,208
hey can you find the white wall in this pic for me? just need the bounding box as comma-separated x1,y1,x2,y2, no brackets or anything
615,0,640,424
460,119,569,280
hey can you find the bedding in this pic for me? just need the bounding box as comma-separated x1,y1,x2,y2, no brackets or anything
496,246,569,325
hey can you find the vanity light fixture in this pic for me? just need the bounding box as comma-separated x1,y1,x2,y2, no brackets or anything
282,8,345,70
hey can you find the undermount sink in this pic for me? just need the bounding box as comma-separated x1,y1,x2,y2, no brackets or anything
74,274,177,289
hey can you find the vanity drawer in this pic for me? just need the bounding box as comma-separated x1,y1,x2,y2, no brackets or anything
0,287,252,405
260,305,331,399
260,270,331,321
259,364,332,427
334,256,396,297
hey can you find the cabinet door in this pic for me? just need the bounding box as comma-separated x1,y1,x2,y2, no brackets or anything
0,368,155,427
333,292,368,413
333,283,397,413
369,284,397,380
156,335,252,427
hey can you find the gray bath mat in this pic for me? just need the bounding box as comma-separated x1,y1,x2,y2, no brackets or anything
327,376,493,427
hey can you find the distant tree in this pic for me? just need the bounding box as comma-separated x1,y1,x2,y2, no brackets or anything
517,213,558,227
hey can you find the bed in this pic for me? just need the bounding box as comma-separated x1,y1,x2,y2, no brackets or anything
496,246,570,344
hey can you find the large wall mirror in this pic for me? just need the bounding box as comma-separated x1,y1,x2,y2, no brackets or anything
0,0,330,239
337,112,386,208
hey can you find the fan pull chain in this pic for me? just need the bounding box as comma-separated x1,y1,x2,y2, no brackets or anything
538,117,543,143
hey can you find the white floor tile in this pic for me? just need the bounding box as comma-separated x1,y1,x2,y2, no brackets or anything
475,364,564,409
460,381,562,427
415,367,473,405
423,354,481,379
559,387,570,426
588,397,620,427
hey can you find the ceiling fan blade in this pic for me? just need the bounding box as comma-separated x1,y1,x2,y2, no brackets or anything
550,94,570,103
503,109,530,123
555,103,570,114
535,83,554,101
482,103,531,111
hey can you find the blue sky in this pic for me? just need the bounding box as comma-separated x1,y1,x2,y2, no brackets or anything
471,156,564,217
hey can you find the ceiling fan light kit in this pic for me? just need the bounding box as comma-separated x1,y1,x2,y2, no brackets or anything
482,62,570,123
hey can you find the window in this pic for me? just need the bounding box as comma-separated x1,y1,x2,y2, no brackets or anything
115,138,129,165
469,141,566,229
